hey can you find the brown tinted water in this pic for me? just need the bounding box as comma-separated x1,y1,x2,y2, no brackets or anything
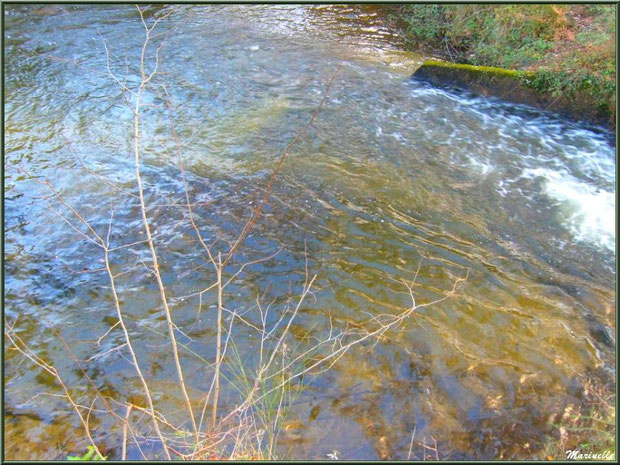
4,4,615,460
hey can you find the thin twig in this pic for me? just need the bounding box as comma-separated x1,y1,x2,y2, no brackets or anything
132,5,198,444
222,64,342,267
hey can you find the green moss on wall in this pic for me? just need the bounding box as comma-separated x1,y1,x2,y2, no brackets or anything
413,60,614,129
421,60,535,80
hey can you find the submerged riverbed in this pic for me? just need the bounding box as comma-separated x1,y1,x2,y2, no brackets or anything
4,4,616,460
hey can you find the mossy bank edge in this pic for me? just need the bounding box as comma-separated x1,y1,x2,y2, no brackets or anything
413,60,615,131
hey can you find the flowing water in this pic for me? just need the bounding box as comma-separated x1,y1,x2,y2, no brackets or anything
4,4,616,460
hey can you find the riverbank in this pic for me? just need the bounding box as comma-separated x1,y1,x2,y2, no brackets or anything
411,60,614,129
389,4,615,128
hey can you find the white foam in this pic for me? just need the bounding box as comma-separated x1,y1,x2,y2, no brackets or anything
468,155,494,175
522,168,615,252
410,83,615,253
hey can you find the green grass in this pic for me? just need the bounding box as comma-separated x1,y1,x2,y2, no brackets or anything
394,4,615,117
396,5,564,67
225,337,311,459
67,446,107,461
542,378,615,461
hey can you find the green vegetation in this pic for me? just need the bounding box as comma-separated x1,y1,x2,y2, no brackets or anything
543,378,615,461
67,446,107,461
394,4,616,118
421,60,533,78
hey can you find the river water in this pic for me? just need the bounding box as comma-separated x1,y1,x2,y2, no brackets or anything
4,4,616,460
